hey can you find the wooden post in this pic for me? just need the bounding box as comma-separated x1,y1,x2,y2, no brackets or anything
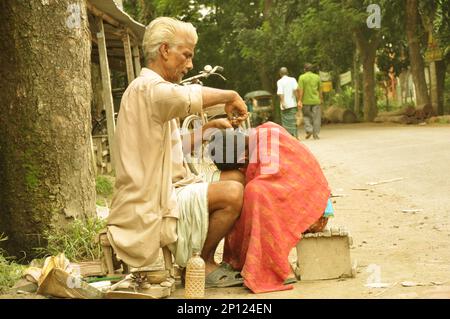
132,46,142,77
87,3,140,42
93,137,104,174
95,16,116,166
114,0,124,10
90,136,97,176
122,32,135,84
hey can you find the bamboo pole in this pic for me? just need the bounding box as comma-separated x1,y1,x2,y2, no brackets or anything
132,46,142,77
122,32,135,83
87,2,139,42
88,3,120,28
95,16,116,166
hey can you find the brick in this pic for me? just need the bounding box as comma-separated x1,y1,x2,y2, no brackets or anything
295,229,354,281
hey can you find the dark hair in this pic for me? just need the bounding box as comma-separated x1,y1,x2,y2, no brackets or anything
304,63,313,72
209,129,247,171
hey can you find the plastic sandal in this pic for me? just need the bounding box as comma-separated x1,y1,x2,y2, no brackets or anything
205,266,244,288
283,277,297,285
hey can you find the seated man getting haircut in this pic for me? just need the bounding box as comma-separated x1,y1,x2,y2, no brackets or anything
208,122,334,293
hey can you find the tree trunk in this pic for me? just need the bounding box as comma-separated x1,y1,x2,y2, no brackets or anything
353,48,361,118
257,63,273,93
405,0,431,107
435,60,446,115
0,0,95,259
259,0,274,93
361,52,378,121
374,115,410,124
263,0,273,19
354,29,380,122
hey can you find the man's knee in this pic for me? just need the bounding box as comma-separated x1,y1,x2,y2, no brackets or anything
220,181,244,214
224,181,244,213
220,169,245,185
208,180,244,216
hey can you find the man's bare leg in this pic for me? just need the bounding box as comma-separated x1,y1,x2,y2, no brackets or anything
219,169,245,185
202,180,243,275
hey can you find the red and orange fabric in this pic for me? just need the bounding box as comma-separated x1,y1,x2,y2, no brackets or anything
223,122,331,293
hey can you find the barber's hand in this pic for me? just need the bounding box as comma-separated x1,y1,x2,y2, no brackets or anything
224,93,248,127
297,100,303,109
202,118,233,141
206,118,233,130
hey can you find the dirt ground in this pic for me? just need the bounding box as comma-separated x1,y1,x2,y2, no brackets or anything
171,122,450,299
2,122,449,300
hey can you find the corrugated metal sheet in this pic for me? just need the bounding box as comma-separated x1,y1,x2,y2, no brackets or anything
89,0,146,42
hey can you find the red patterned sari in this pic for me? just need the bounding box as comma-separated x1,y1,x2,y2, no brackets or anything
223,122,330,293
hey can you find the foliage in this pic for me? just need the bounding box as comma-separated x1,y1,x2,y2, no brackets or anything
95,175,114,197
288,0,357,77
419,0,450,52
0,256,24,293
331,86,355,110
34,218,106,262
0,234,25,293
123,0,358,94
438,117,450,124
123,0,449,118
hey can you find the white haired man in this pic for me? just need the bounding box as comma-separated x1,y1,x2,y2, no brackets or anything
107,17,248,288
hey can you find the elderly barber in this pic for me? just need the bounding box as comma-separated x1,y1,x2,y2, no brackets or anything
107,17,248,288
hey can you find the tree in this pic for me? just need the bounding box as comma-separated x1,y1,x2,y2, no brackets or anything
126,0,448,120
419,0,450,114
405,0,431,107
0,0,95,259
287,0,382,121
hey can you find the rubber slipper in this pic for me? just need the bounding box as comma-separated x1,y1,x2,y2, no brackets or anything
218,262,235,271
205,266,244,288
283,277,297,285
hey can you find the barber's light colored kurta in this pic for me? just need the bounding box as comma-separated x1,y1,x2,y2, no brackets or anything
107,68,204,268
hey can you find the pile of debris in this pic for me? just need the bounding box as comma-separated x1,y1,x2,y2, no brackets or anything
10,253,177,299
323,106,358,124
374,104,434,125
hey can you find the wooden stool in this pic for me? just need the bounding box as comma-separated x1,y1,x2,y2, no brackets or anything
97,229,173,276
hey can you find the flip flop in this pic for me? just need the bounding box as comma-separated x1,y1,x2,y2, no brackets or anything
284,263,298,284
283,277,297,285
218,262,235,271
205,265,244,288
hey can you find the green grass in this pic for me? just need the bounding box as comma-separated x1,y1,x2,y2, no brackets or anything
96,198,107,206
95,175,114,197
96,174,115,208
34,218,107,263
0,234,25,293
331,86,355,110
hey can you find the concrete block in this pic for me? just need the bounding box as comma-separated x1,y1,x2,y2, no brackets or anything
322,228,332,237
296,229,353,281
330,227,340,236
